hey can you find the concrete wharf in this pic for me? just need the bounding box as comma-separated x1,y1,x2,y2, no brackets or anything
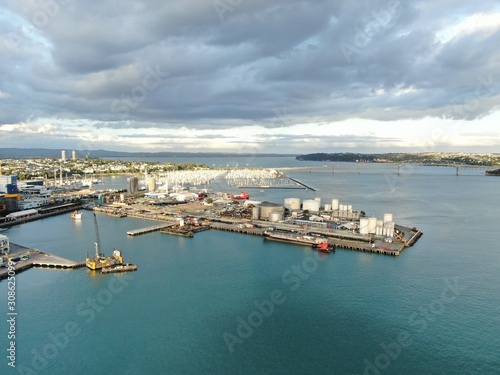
0,243,84,281
328,239,404,256
127,223,174,236
210,222,265,236
0,203,82,228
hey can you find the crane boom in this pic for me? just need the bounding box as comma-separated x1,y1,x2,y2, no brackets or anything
93,213,101,258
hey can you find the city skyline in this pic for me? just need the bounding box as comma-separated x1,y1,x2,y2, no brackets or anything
1,1,499,153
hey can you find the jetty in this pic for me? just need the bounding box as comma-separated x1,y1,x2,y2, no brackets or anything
0,243,84,281
286,177,316,191
127,223,174,236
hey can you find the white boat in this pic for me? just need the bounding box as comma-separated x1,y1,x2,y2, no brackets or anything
71,210,82,220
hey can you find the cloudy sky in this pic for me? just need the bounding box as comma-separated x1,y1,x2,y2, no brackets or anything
1,0,499,153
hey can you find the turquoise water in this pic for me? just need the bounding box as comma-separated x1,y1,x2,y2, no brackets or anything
1,158,500,374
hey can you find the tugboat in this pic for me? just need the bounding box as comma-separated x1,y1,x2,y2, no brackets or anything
312,241,335,253
71,210,82,220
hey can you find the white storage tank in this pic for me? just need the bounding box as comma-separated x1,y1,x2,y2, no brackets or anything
284,198,301,210
303,199,320,212
269,211,283,222
376,227,382,236
368,217,377,234
324,204,332,211
377,219,384,228
331,199,339,210
259,202,284,219
359,218,370,235
383,213,393,224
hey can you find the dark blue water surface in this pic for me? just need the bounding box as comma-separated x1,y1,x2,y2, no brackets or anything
1,158,499,374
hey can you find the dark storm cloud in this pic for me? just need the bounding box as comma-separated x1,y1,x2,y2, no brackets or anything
1,0,499,128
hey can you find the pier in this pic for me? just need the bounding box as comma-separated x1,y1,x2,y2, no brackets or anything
329,240,404,256
0,243,84,281
286,177,316,191
127,223,174,236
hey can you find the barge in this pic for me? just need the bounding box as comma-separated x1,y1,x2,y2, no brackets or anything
263,231,329,246
102,263,138,274
160,224,210,237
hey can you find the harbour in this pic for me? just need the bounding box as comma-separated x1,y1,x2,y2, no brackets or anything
0,159,498,375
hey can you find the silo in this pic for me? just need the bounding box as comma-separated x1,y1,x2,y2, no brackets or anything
377,219,384,228
375,227,382,236
331,199,339,210
284,198,301,210
324,204,332,211
359,218,370,235
385,221,395,237
303,199,320,212
269,211,283,222
252,206,260,220
383,213,393,224
368,217,377,234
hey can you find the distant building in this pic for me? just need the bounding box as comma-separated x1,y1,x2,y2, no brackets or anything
72,150,76,160
61,150,66,161
0,175,18,194
128,177,139,193
147,176,156,192
18,198,50,210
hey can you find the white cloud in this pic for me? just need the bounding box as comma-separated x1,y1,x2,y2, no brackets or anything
1,1,499,153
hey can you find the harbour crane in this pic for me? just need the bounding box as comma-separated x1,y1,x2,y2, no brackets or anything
93,213,102,259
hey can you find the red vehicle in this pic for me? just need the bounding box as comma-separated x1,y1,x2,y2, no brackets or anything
231,191,249,200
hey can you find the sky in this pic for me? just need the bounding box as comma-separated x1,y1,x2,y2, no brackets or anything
1,0,499,154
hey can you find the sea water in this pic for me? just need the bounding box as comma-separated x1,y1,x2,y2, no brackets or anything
1,158,499,374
